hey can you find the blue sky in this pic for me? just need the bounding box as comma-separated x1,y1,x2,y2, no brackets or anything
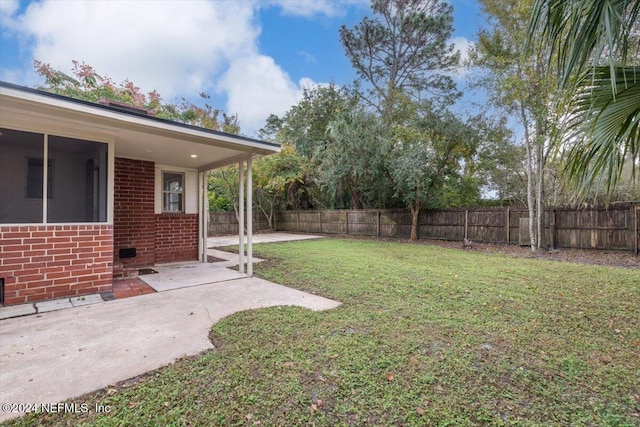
0,0,484,136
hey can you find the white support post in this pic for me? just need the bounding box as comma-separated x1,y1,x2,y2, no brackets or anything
247,156,253,276
202,171,209,262
198,171,204,262
43,134,48,223
238,160,245,274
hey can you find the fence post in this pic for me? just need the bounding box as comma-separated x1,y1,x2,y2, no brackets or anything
318,211,322,234
464,210,468,240
634,204,639,256
549,208,556,250
506,207,510,244
297,210,300,232
345,210,349,235
377,209,381,239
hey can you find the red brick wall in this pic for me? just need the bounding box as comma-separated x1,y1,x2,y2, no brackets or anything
0,225,113,305
114,158,155,273
155,213,199,263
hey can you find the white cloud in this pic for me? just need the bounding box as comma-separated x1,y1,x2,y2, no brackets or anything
267,0,367,18
1,0,330,136
11,0,258,98
219,55,324,134
297,50,318,64
0,0,18,16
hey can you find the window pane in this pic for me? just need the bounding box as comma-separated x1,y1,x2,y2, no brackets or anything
163,173,183,192
162,172,184,212
47,135,108,223
0,128,44,223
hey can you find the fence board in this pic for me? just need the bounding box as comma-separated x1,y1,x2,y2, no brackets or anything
208,204,638,253
270,204,639,253
208,211,271,235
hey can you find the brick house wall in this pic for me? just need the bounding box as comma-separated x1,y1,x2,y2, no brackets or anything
113,158,155,274
155,213,198,263
114,157,199,276
0,157,202,305
0,225,113,305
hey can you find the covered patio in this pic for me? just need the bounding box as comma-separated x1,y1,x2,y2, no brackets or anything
0,81,279,305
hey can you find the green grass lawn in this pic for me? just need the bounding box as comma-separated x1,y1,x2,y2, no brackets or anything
7,238,640,426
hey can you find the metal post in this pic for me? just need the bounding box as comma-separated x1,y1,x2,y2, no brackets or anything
247,156,253,276
238,160,245,274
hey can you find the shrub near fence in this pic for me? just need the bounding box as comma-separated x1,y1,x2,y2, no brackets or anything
274,204,640,254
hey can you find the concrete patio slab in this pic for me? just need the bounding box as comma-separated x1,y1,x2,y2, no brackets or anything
140,261,247,292
207,248,264,267
0,304,36,320
207,232,323,248
0,277,340,422
70,294,105,307
35,298,73,313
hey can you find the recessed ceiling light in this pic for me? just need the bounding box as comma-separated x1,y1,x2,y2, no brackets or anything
190,154,198,158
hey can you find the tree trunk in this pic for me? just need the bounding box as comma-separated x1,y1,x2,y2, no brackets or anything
520,103,537,252
535,139,544,250
410,204,419,241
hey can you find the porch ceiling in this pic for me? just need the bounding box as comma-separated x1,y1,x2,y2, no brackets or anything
0,81,280,171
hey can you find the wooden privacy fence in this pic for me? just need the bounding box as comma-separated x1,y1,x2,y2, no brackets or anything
274,204,640,254
208,211,271,236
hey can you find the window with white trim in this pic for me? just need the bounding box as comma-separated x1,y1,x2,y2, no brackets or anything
162,172,184,212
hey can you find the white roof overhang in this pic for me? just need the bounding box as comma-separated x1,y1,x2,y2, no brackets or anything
0,82,280,171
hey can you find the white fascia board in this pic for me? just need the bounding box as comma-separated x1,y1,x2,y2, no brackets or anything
0,86,280,155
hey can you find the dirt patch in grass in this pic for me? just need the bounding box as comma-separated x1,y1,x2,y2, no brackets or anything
331,234,639,268
417,238,639,268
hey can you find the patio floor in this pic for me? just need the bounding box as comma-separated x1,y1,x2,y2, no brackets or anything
139,261,246,292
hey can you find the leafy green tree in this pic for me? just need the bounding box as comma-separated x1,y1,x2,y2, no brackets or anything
470,115,526,205
340,0,460,116
528,0,640,198
259,84,354,160
471,0,557,251
337,0,479,240
33,60,240,133
253,145,312,226
322,109,393,209
386,105,480,240
208,166,240,214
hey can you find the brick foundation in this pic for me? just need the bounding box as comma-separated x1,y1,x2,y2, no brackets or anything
155,213,199,263
0,225,113,305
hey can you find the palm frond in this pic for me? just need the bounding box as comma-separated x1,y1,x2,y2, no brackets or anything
562,66,640,197
529,0,640,92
